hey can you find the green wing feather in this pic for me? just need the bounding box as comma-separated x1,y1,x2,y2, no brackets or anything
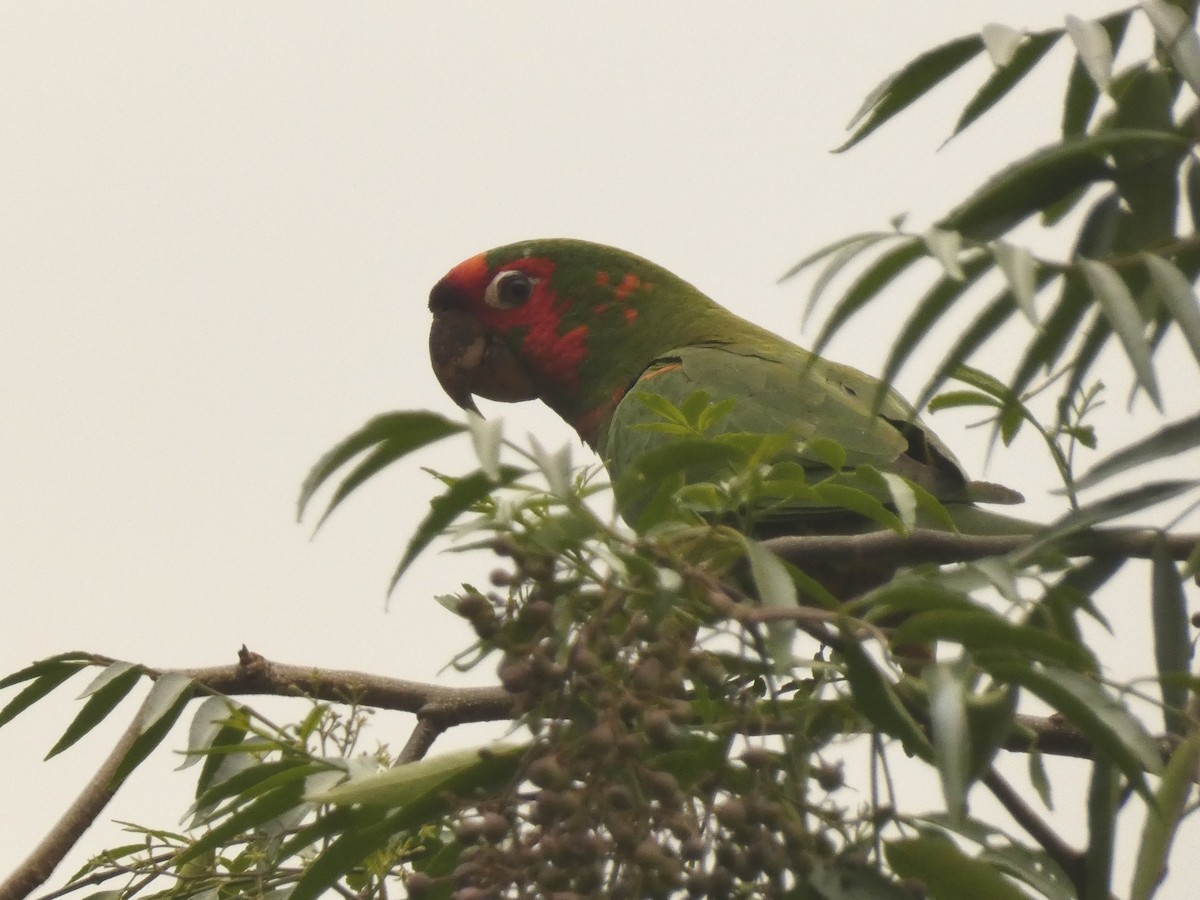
600,343,1026,533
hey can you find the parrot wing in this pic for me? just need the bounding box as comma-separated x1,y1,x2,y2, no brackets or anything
601,344,1024,533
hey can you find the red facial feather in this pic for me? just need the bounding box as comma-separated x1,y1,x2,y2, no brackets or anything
614,273,641,301
448,255,589,392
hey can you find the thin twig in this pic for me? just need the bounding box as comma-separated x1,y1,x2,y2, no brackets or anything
982,768,1085,894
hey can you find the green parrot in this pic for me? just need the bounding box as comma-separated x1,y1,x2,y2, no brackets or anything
428,238,1028,540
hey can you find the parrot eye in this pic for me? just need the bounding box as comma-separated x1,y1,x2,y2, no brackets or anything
485,270,535,310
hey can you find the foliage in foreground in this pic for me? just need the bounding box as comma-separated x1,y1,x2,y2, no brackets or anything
5,3,1200,899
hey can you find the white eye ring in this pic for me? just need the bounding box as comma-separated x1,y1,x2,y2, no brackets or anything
485,270,536,309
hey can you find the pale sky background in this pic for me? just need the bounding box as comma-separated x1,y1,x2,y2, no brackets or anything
3,2,1199,897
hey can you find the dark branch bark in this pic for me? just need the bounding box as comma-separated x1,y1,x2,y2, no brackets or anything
982,769,1085,893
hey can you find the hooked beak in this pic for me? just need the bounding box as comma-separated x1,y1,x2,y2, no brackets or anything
428,307,538,412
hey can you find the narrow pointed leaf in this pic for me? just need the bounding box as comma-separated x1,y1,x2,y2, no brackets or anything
1151,542,1192,735
895,611,1096,671
941,131,1188,241
391,465,526,588
1079,258,1162,408
1075,412,1200,489
839,641,933,760
879,254,994,395
184,696,238,771
812,239,926,354
799,234,899,327
1141,0,1200,98
139,673,193,735
47,666,143,759
918,291,1018,409
0,653,93,691
297,412,464,522
778,230,889,282
109,689,194,789
954,29,1062,138
837,34,984,152
0,665,83,729
980,23,1024,67
1085,759,1118,900
1063,11,1129,136
311,743,525,808
175,781,309,866
887,836,1030,900
927,664,970,826
1144,254,1200,365
924,228,964,280
1130,731,1200,900
466,412,503,481
1066,16,1114,91
991,242,1039,322
986,663,1161,792
79,661,137,698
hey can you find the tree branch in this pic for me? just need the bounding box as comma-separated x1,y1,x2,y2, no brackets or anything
982,768,1085,893
0,695,152,900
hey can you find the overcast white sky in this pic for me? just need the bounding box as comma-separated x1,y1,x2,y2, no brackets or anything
3,2,1198,896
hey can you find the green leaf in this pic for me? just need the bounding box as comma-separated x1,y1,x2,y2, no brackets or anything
175,780,310,866
297,411,465,526
1029,745,1053,810
1078,259,1162,408
953,29,1062,138
1151,541,1192,736
0,653,93,691
812,239,927,355
1075,412,1200,489
192,759,322,823
391,465,526,588
812,482,905,533
311,743,526,807
879,254,995,396
839,641,933,760
809,857,920,899
290,746,529,900
990,242,1039,322
745,540,799,669
46,666,143,759
986,663,1161,792
779,230,890,283
1065,15,1114,92
1085,758,1118,900
1047,480,1196,537
1142,0,1200,98
800,235,902,328
940,130,1189,241
109,698,193,793
0,663,84,729
139,672,193,734
926,663,970,826
465,412,503,481
980,23,1024,66
917,291,1019,409
837,33,984,152
1130,731,1200,900
887,836,1030,900
1144,253,1200,366
895,611,1096,672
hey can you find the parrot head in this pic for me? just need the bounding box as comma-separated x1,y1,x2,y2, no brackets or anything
428,239,722,447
